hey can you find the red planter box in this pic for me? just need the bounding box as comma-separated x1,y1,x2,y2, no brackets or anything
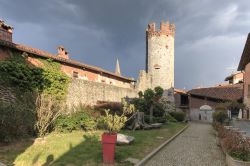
102,133,117,164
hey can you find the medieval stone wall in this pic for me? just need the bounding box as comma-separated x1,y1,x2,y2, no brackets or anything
66,79,138,107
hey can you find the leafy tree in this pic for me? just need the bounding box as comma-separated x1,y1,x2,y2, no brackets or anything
141,86,164,123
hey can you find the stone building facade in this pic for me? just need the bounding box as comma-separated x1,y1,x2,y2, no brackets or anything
137,21,175,101
0,20,137,106
175,83,243,123
0,20,176,106
237,33,250,120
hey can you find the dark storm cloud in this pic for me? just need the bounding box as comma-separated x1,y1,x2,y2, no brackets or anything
1,0,250,89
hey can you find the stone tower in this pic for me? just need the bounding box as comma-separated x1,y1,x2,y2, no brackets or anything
137,21,175,100
146,21,175,90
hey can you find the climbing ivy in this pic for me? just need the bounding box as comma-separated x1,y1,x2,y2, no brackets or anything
0,52,71,100
38,58,71,100
0,57,44,91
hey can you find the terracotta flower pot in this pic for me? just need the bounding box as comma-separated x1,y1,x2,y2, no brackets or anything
102,133,117,164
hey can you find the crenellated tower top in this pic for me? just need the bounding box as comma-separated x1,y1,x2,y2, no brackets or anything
146,21,175,38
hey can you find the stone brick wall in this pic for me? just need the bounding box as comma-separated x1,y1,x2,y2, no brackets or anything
243,63,250,119
136,70,150,92
243,63,250,108
66,79,138,107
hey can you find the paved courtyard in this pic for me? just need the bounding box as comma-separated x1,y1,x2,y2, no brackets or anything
145,122,225,166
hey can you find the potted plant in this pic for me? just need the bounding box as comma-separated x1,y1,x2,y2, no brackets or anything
102,100,135,164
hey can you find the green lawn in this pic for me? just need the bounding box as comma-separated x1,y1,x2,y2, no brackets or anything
0,123,186,166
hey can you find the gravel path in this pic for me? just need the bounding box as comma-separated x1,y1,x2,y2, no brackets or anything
145,123,225,166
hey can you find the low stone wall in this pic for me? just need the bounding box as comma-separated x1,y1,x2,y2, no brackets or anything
66,79,138,107
226,153,250,166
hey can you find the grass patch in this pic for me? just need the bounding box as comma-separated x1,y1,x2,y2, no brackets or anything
0,123,186,166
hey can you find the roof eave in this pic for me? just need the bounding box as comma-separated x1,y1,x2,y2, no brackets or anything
0,40,134,82
237,33,250,71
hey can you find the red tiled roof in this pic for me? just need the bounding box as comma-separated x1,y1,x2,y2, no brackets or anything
174,88,187,95
188,83,243,101
0,40,135,82
238,33,250,71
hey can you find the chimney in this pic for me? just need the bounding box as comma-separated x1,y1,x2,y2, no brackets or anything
57,46,69,59
0,20,13,42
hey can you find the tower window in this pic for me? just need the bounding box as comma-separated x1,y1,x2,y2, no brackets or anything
154,64,161,69
73,71,78,78
166,45,168,49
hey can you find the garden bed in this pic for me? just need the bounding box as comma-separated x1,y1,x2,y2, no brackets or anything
0,123,186,166
226,153,250,166
216,125,250,166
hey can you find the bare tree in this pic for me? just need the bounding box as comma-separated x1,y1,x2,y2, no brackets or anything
35,94,65,137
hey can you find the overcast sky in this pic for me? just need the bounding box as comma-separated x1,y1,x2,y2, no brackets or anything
0,0,249,89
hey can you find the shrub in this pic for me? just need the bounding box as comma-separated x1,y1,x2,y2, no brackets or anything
169,111,185,122
159,96,176,112
132,87,165,123
102,100,136,133
165,113,177,122
153,103,165,117
55,111,97,132
213,111,227,124
145,112,178,123
0,93,36,142
153,117,166,123
131,97,147,113
35,94,65,137
55,115,77,132
219,127,250,161
144,115,166,123
80,115,97,131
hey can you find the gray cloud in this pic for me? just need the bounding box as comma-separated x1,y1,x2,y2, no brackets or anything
1,0,250,89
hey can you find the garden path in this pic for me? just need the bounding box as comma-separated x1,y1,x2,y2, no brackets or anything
144,122,226,166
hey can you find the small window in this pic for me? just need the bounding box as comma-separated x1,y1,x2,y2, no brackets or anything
154,64,161,69
110,81,113,85
73,71,78,78
101,80,105,83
